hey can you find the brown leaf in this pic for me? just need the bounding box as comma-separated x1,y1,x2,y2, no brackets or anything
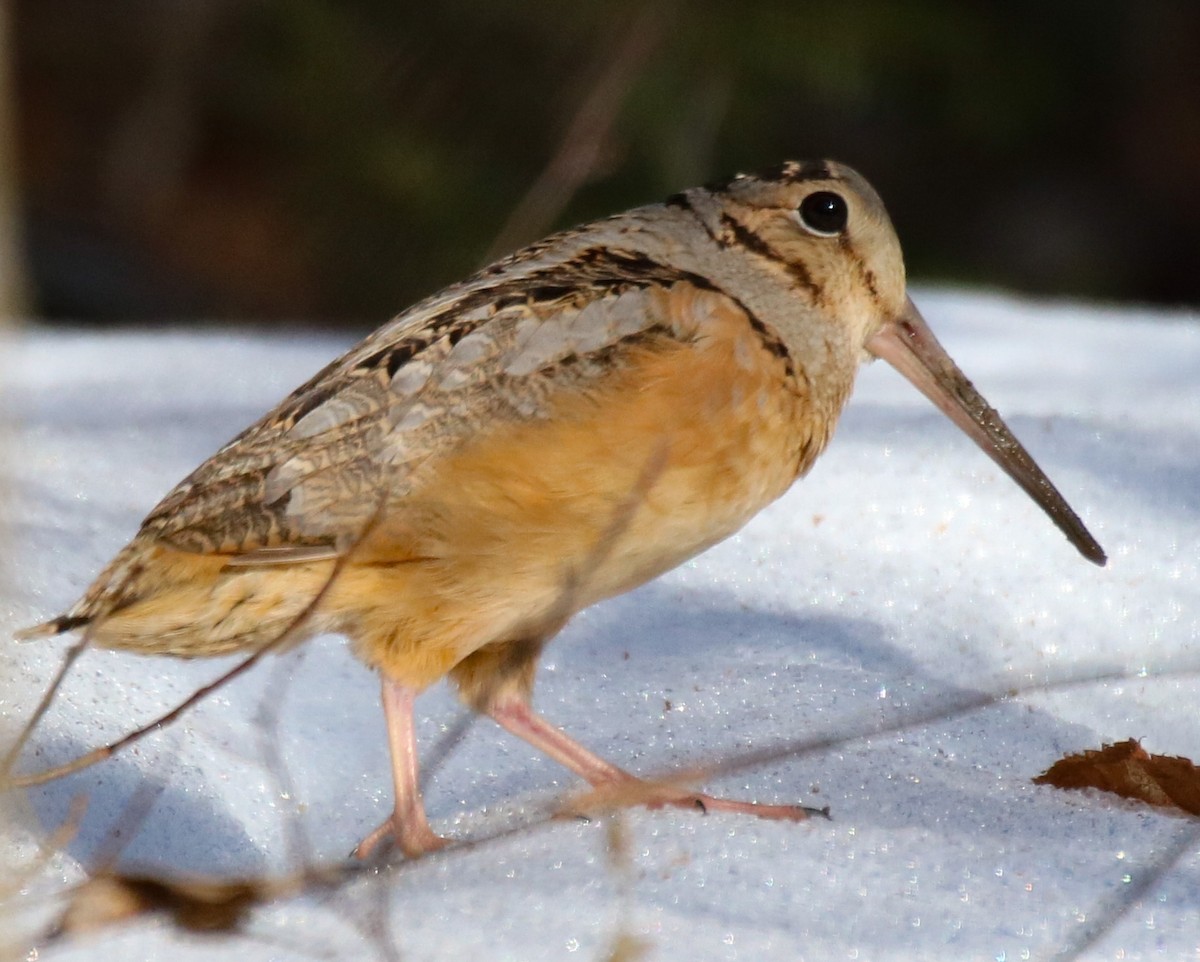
1034,739,1200,817
51,866,342,940
56,874,261,936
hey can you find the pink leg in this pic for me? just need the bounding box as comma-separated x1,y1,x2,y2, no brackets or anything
353,678,447,860
487,697,813,822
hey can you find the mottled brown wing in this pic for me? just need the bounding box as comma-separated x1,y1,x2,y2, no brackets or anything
142,256,713,557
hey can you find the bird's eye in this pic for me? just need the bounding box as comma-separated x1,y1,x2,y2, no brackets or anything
798,191,848,237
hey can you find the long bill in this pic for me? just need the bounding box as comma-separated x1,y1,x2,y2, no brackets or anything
864,297,1106,566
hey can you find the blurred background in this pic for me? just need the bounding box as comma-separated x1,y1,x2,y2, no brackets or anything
6,0,1199,325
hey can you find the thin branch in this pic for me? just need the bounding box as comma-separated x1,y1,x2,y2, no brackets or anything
87,778,169,873
1050,819,1200,962
253,650,312,870
419,709,477,790
8,647,273,789
562,661,1200,817
543,439,670,635
21,657,1200,948
2,634,92,784
6,497,392,791
484,4,671,260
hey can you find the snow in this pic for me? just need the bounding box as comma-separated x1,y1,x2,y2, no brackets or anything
2,287,1198,960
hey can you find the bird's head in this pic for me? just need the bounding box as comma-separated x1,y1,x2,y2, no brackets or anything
691,160,1105,565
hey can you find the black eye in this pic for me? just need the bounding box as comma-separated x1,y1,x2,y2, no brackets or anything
798,191,848,236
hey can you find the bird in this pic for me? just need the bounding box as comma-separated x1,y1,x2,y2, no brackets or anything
16,159,1106,859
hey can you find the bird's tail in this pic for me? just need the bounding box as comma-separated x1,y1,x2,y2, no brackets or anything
14,535,339,657
12,538,150,642
13,613,91,641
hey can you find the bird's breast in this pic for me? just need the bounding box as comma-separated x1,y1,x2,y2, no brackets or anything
348,285,831,629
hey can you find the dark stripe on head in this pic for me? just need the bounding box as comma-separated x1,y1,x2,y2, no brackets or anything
719,213,819,300
744,313,793,365
861,267,880,302
757,160,832,183
838,236,882,306
707,160,835,192
673,272,798,384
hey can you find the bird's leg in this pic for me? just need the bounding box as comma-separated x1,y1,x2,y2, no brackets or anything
353,677,447,860
486,696,813,822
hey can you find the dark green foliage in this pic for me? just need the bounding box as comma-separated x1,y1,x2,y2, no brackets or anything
14,0,1200,321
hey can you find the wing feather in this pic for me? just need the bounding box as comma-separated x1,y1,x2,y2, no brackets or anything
140,247,724,557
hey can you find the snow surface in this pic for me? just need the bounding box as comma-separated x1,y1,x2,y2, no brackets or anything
1,287,1198,960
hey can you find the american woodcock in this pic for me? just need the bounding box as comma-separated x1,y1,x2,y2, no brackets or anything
18,160,1105,858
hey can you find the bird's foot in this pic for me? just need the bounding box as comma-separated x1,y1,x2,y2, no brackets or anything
644,786,821,822
564,776,824,823
352,811,449,860
670,792,828,821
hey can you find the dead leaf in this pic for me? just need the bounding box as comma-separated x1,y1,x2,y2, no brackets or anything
51,866,341,939
1034,739,1200,817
